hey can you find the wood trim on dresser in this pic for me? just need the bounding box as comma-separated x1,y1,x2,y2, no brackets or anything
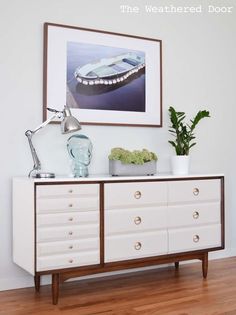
100,183,105,266
25,176,224,304
101,175,224,184
52,273,60,305
36,246,223,277
60,252,210,282
221,177,225,248
36,180,102,186
34,275,40,292
202,252,208,278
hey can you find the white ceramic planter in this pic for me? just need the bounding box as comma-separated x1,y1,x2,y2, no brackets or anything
171,156,190,175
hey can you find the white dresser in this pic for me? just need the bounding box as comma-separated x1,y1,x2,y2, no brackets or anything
13,174,224,304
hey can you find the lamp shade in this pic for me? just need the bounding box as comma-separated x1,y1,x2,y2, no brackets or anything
61,105,81,134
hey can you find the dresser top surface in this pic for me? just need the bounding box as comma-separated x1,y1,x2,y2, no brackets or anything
13,173,224,183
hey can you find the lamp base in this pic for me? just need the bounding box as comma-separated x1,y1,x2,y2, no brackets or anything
34,172,55,178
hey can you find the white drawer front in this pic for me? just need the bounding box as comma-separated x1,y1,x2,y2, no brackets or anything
167,202,221,228
37,224,99,242
105,182,167,209
36,197,99,213
105,207,167,235
168,224,221,253
37,251,99,271
105,231,168,263
37,211,99,227
168,179,221,204
37,184,99,198
37,238,99,256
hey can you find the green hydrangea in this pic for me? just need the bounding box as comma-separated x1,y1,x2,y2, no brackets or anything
108,148,158,165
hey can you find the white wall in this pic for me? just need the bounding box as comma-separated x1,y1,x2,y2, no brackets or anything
0,0,236,290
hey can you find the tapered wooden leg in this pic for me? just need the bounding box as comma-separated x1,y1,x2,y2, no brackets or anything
34,275,40,292
202,252,208,279
52,273,60,305
175,262,179,269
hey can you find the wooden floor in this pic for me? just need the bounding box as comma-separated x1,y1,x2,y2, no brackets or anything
1,257,236,315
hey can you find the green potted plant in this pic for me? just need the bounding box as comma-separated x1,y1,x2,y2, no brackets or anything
108,147,158,176
168,106,210,175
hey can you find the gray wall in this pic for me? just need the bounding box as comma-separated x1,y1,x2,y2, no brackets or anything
1,0,235,290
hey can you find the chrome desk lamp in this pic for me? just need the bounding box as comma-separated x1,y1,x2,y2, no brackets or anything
25,105,81,178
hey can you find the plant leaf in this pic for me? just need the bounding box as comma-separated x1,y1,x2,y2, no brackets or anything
190,110,210,131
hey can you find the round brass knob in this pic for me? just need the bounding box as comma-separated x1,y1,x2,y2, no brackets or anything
68,189,73,193
68,231,73,236
193,188,199,196
134,216,142,225
69,204,73,208
193,235,200,243
68,217,74,222
134,242,142,250
134,191,142,199
69,259,74,263
69,245,73,249
193,211,199,219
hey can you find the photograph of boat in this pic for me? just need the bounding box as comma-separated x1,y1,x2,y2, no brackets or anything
74,52,145,86
67,41,145,112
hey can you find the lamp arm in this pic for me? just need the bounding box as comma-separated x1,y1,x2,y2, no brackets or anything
25,112,62,177
30,112,61,135
25,130,41,177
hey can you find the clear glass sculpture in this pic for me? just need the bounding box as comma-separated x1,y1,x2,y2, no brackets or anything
67,134,92,177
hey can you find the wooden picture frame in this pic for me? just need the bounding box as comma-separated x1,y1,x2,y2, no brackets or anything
43,23,162,127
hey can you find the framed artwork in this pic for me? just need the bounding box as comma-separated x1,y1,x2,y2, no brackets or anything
43,23,162,127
